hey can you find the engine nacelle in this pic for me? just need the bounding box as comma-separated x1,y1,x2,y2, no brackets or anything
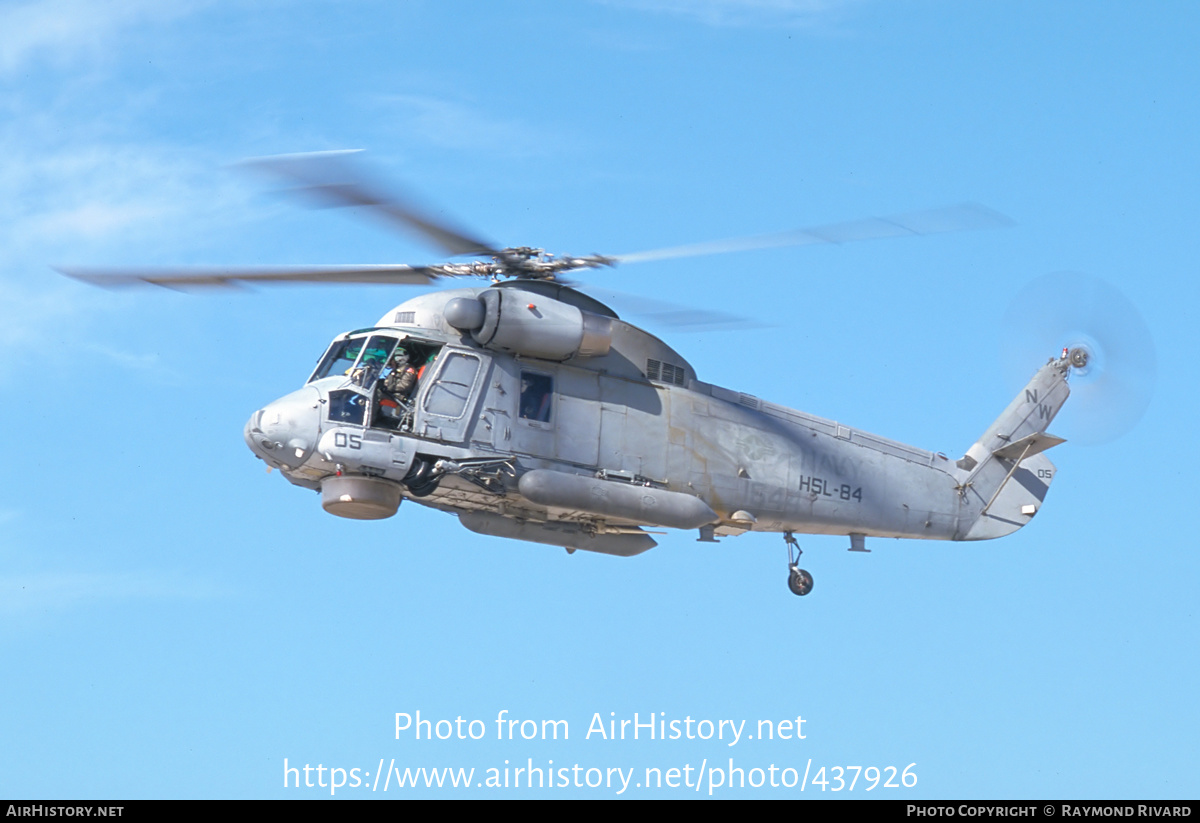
444,287,612,360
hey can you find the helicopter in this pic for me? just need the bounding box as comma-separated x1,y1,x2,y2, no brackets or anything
60,151,1091,597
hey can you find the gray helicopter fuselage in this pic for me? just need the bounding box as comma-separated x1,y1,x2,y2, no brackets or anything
244,280,1070,556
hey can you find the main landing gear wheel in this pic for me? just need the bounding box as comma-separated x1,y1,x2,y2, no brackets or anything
788,566,814,597
783,531,814,596
403,457,442,498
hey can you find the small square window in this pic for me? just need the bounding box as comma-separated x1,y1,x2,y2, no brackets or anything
519,372,553,422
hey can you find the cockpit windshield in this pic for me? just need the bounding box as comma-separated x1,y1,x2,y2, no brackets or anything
309,334,400,391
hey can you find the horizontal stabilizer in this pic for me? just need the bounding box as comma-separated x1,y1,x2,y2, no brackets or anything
992,431,1066,461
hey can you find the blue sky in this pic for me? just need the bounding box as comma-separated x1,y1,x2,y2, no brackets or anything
1,0,1197,799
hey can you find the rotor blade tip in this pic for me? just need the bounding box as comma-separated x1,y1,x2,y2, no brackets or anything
979,203,1016,225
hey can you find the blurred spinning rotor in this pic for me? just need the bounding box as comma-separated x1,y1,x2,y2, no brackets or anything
57,150,1013,292
1001,272,1156,445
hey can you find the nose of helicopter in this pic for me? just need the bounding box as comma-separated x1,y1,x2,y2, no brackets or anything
243,385,323,469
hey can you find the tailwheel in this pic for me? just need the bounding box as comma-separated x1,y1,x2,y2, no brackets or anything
783,531,814,596
788,566,814,596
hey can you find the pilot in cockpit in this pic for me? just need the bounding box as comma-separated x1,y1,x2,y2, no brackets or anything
383,346,419,400
374,346,419,429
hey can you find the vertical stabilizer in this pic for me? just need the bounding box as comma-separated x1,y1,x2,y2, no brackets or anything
956,354,1072,540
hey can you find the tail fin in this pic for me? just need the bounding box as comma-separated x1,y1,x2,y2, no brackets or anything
956,354,1072,540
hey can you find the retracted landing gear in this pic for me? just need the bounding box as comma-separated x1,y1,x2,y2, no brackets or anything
784,532,814,596
403,457,442,498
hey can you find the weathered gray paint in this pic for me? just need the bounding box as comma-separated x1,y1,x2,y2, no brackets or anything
243,283,1073,560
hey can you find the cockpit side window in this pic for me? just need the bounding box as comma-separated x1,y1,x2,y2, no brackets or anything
347,335,398,391
315,333,446,432
310,339,362,384
372,342,435,431
309,335,399,389
327,390,368,426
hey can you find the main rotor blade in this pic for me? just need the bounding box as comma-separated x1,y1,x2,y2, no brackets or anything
56,263,442,290
241,151,503,258
612,203,1013,265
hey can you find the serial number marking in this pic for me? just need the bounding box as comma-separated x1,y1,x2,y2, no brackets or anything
797,475,863,501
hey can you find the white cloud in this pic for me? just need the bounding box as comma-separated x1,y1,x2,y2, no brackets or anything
366,93,572,158
83,344,162,372
31,201,164,241
0,1,254,379
0,0,201,76
0,143,238,256
0,139,254,380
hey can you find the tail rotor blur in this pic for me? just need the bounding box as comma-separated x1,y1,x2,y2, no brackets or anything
1001,272,1155,445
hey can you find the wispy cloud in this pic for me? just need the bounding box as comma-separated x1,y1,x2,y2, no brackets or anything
365,93,575,159
0,0,202,76
0,142,241,258
0,139,253,382
598,0,859,27
0,1,252,382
